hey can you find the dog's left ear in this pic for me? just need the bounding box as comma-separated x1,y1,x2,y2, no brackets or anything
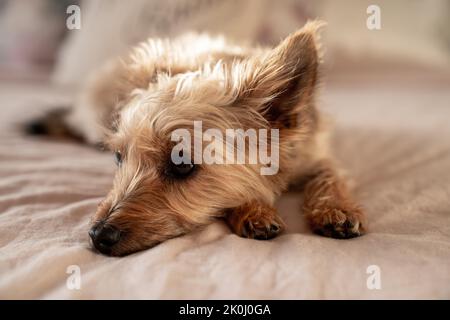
236,21,325,128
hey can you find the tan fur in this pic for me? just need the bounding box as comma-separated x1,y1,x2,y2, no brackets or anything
42,21,366,255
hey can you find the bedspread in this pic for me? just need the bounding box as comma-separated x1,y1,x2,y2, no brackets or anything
0,74,449,299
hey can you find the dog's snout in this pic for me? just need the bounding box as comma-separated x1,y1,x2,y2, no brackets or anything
89,222,121,255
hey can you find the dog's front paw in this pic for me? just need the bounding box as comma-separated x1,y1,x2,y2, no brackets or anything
226,202,285,240
309,206,366,239
241,214,284,240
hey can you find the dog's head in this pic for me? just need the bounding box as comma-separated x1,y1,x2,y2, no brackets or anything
89,22,323,256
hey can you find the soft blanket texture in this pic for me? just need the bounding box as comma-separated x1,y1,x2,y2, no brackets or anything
0,72,449,299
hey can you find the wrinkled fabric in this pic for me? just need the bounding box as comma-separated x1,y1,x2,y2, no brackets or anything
0,77,449,299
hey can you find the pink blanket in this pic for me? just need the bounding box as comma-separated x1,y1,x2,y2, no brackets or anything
0,74,449,299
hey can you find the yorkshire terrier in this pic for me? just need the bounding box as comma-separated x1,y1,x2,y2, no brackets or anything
27,21,367,256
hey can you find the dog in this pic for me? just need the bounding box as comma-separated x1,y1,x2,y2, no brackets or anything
26,21,367,256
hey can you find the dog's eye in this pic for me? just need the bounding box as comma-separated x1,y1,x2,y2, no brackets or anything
114,151,122,166
167,162,195,179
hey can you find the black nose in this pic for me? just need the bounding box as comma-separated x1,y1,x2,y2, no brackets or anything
89,222,121,255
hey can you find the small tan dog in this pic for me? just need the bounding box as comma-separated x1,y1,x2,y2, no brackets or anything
27,21,366,256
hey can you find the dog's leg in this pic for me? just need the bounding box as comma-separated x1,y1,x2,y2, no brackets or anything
225,201,285,240
24,107,84,141
303,160,367,238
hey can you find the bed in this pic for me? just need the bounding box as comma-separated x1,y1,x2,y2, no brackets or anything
0,68,449,299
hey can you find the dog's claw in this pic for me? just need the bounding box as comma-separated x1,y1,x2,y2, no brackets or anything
314,208,364,239
242,219,283,240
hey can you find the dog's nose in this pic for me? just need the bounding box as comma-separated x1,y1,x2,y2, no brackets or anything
89,222,121,254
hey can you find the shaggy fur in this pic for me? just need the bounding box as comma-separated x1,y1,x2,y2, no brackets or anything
28,21,366,256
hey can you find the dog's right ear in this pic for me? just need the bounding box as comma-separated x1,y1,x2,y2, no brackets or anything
235,21,325,129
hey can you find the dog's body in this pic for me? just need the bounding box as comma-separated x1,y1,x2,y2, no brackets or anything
28,22,366,256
